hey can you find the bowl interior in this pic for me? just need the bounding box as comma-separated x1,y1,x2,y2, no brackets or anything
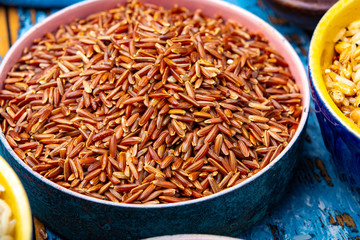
0,0,310,208
0,157,32,240
309,0,360,136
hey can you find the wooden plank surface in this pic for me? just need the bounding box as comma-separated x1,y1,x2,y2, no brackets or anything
8,7,19,45
0,7,10,59
0,6,20,60
2,1,360,239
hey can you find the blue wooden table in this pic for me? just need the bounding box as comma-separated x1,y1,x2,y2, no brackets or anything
1,0,359,239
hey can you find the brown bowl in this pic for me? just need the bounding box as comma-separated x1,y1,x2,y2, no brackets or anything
263,0,338,30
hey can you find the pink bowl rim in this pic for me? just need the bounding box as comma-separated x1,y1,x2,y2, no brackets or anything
144,233,244,240
0,0,310,208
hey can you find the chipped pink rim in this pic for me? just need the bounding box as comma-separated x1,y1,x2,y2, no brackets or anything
0,0,310,209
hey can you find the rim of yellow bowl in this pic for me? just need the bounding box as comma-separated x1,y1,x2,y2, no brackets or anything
0,157,32,240
309,0,360,138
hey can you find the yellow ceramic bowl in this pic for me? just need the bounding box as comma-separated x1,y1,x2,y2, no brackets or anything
309,0,360,185
0,156,32,240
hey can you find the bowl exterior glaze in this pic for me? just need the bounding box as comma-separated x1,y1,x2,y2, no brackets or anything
310,75,360,185
0,157,32,240
309,0,360,187
0,0,310,239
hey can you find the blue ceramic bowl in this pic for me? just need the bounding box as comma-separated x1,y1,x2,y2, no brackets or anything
0,0,310,239
309,0,360,187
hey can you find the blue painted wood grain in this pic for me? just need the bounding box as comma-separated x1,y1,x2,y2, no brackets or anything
13,1,360,239
0,0,82,8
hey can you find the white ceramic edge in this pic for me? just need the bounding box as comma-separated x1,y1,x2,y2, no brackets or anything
308,0,360,139
143,234,244,240
0,0,310,209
